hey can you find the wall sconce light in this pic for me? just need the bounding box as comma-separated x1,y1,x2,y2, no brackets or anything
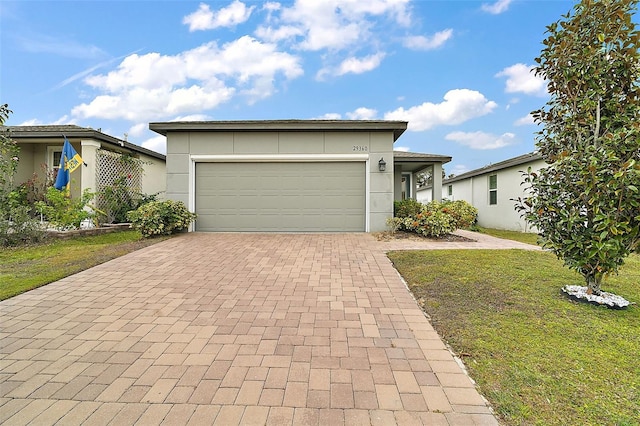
378,157,386,172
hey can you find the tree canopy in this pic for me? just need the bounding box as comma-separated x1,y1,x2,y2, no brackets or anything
517,0,640,295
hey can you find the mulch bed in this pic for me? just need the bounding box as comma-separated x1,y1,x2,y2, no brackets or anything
373,230,476,243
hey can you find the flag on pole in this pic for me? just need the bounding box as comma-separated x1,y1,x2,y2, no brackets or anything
54,139,83,191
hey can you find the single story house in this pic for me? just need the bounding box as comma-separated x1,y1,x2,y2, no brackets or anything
417,152,545,232
5,124,166,202
150,120,451,232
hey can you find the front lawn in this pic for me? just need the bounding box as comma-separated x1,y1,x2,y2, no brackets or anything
473,227,540,246
388,249,639,426
0,230,171,301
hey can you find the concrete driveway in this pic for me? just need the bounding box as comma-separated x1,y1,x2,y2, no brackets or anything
0,233,514,425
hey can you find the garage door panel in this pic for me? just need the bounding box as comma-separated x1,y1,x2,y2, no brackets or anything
195,162,365,232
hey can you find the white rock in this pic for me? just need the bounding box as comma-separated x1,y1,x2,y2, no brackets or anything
562,285,630,309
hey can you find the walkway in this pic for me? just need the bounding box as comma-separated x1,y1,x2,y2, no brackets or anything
0,232,536,425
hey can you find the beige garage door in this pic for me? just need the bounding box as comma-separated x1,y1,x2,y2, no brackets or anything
195,162,366,232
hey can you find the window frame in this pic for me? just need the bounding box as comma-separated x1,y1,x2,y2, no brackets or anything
488,174,498,205
47,146,63,174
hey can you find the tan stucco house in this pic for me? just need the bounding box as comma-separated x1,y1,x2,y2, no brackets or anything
150,120,451,232
5,125,166,202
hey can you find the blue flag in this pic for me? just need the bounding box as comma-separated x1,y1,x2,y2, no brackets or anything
54,139,83,191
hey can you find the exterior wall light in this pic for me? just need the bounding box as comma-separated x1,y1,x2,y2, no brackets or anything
378,157,386,172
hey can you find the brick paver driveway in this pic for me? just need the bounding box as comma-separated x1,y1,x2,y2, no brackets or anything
1,233,506,425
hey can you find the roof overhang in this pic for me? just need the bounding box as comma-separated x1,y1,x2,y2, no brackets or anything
443,152,543,184
393,151,452,173
149,119,408,141
3,125,166,161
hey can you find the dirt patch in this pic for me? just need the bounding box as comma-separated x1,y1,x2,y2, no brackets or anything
373,230,476,243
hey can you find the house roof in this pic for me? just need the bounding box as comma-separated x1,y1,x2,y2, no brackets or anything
3,125,166,161
393,150,452,174
444,152,543,184
393,150,452,163
149,119,408,141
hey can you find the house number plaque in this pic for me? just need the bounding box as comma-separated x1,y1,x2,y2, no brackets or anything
352,145,368,152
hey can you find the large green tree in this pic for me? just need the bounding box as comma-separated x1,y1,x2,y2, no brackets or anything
0,104,18,195
517,0,640,296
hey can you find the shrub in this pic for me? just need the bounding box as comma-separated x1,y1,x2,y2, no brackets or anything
441,200,478,229
127,200,197,238
394,198,423,218
386,217,403,233
11,165,55,214
392,199,475,238
402,204,456,238
0,196,46,247
99,176,160,224
0,104,47,246
35,187,95,231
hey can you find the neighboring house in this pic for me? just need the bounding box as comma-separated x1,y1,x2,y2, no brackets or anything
150,120,451,232
417,152,545,232
5,125,166,203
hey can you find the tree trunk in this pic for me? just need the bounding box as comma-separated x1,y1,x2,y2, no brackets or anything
586,272,603,295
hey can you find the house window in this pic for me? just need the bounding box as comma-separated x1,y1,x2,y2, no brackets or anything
489,174,498,205
447,185,452,196
48,146,63,174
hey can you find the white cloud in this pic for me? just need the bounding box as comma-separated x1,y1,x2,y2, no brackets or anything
49,49,143,92
18,118,44,126
141,135,167,155
72,36,303,121
316,52,385,80
346,107,378,120
338,53,385,75
256,0,412,51
514,113,535,126
384,89,497,131
128,123,147,137
496,63,547,96
183,1,255,31
170,114,211,121
403,29,453,50
263,2,281,14
481,0,512,14
394,146,410,152
255,25,303,43
447,164,470,176
445,131,516,150
315,113,342,119
20,115,74,126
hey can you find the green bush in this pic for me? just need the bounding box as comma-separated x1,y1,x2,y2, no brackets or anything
0,196,46,247
0,104,47,246
99,176,160,224
402,205,455,238
441,200,478,229
11,165,56,214
35,187,95,231
127,200,197,238
392,199,476,238
394,198,423,218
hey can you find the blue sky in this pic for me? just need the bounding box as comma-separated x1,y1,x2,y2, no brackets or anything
1,0,573,175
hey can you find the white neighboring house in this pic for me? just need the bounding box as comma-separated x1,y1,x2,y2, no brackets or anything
417,152,546,232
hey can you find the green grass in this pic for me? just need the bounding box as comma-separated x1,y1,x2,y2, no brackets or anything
0,230,170,301
474,227,540,245
388,249,640,426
